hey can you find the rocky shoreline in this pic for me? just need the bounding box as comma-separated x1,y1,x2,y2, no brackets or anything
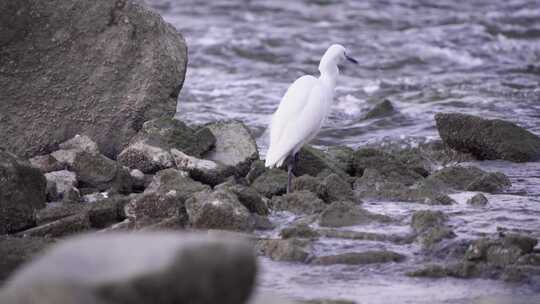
1,0,540,303
1,112,540,303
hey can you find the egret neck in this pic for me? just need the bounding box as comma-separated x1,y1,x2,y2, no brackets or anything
319,49,339,92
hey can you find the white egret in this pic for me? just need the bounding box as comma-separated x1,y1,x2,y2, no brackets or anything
265,44,358,193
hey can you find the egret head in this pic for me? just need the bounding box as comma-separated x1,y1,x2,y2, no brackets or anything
319,44,358,75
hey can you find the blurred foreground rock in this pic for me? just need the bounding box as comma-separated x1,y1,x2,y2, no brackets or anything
0,232,256,304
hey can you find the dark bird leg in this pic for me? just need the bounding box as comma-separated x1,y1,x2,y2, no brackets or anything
286,153,297,194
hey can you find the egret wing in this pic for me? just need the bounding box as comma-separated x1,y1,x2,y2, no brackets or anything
266,81,326,167
266,75,317,166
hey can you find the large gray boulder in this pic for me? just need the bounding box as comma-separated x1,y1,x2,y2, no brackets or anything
0,0,187,158
0,232,257,304
0,149,47,234
435,113,540,162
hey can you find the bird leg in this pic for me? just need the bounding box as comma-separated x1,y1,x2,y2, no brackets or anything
286,153,297,194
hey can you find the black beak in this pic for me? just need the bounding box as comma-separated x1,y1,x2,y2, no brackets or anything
345,53,358,64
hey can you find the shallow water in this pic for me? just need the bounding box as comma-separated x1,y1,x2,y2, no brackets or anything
146,0,540,302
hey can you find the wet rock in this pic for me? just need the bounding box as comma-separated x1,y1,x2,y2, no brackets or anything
411,210,447,232
16,213,91,238
108,167,134,196
319,202,391,228
325,146,355,174
319,173,354,203
252,169,288,198
280,224,320,239
271,191,326,215
117,118,217,174
311,251,405,265
407,262,483,279
138,216,185,231
45,180,58,202
218,183,269,215
353,169,453,204
464,238,495,261
517,254,540,266
63,187,82,203
0,236,55,282
292,173,353,204
391,147,433,177
424,165,478,189
44,170,77,200
145,168,210,201
352,148,423,185
50,149,78,168
117,140,174,174
246,160,266,184
0,0,187,158
0,149,47,234
435,113,540,162
0,233,256,304
465,172,511,193
422,165,510,194
35,204,86,226
58,135,100,154
29,154,64,173
318,229,415,244
420,226,456,249
253,214,275,230
411,210,455,248
467,193,489,207
364,99,395,119
171,148,233,186
501,234,538,253
129,169,146,191
55,195,127,228
485,245,524,267
257,238,311,262
292,175,322,196
464,234,537,268
294,145,351,182
125,191,186,229
137,118,216,157
406,264,449,278
432,243,470,262
203,120,259,176
70,151,123,192
87,196,130,229
423,193,456,205
185,189,254,231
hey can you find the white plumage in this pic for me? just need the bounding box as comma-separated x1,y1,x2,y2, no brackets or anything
265,44,357,193
265,75,329,167
265,44,356,167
